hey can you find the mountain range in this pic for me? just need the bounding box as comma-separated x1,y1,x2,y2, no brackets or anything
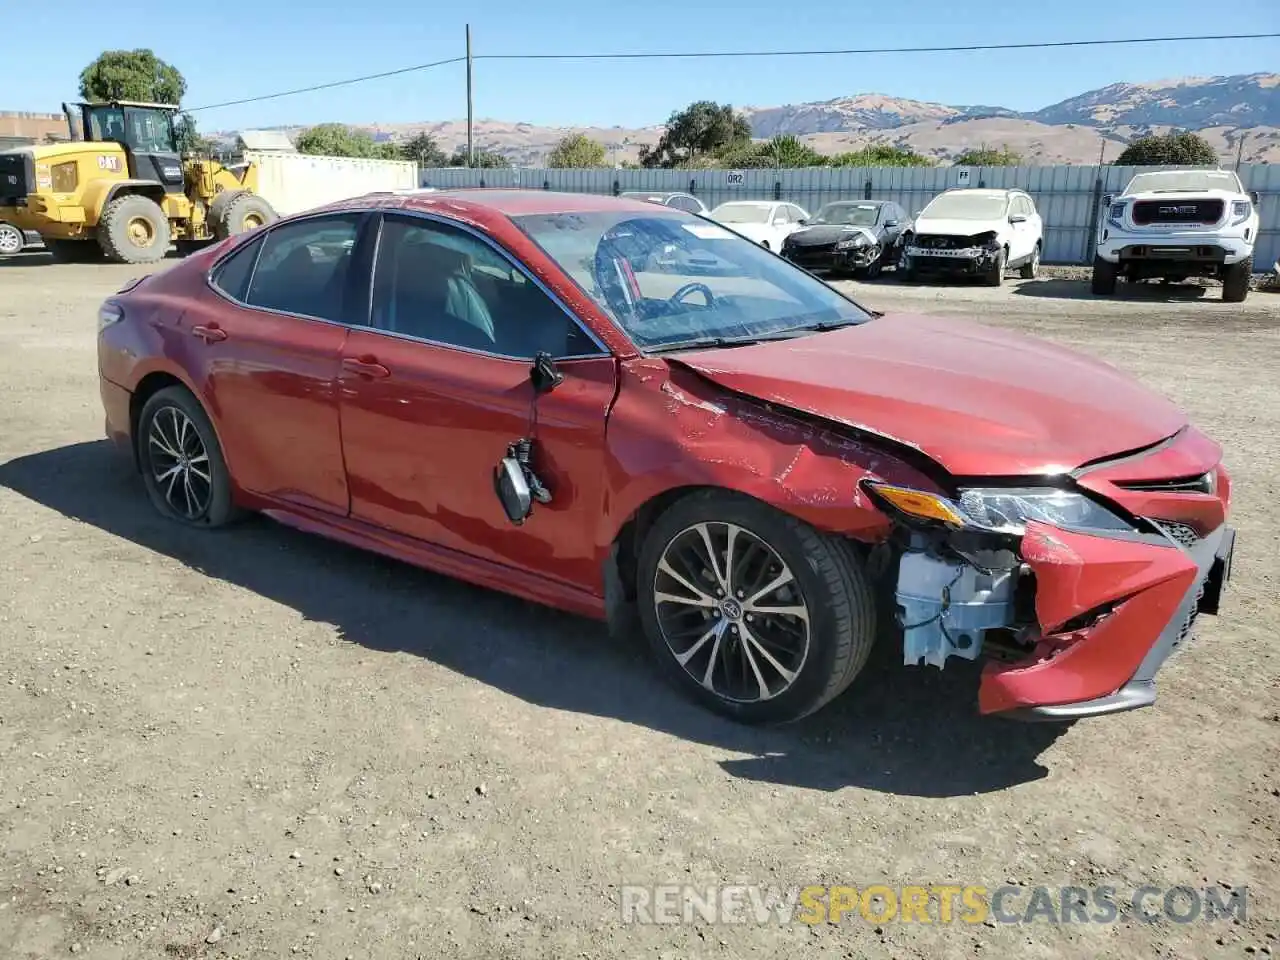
228,73,1280,166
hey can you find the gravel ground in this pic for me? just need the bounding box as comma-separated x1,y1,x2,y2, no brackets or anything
1,252,1278,959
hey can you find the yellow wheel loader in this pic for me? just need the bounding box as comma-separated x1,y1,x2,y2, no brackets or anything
0,100,277,264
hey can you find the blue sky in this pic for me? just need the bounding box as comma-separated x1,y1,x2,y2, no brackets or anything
18,1,1280,131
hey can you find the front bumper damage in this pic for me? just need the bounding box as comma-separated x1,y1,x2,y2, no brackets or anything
783,241,881,273
903,243,1000,275
980,521,1235,720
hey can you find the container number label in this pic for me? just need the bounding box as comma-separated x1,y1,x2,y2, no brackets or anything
726,170,746,187
957,169,971,185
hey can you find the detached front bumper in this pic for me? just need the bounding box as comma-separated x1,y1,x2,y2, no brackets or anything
980,522,1236,721
783,243,878,272
903,244,999,275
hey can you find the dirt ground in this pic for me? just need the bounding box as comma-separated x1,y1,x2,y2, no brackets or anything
1,252,1278,960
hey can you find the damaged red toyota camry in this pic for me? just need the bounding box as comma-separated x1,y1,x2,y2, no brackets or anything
96,189,1235,724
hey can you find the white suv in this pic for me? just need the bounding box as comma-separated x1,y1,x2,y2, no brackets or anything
1093,169,1259,303
901,188,1042,286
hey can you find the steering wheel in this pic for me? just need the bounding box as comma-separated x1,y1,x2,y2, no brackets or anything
669,282,716,308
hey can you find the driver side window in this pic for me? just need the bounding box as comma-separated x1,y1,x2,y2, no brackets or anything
370,215,601,359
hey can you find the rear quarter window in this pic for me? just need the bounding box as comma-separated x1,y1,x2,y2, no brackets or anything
210,235,263,302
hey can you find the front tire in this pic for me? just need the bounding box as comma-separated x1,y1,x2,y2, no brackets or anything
1222,256,1252,303
218,193,277,239
636,490,877,724
136,386,241,528
0,222,24,256
1091,256,1118,295
983,247,1006,286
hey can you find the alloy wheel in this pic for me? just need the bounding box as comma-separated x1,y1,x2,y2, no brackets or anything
652,521,811,703
147,405,213,520
0,225,22,255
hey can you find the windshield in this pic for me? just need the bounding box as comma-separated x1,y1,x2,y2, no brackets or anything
814,203,879,226
920,192,1009,220
1125,170,1242,194
513,210,874,350
711,203,772,224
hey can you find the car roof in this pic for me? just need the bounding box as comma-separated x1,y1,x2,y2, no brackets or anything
938,188,1023,197
819,199,887,205
348,188,678,217
714,199,776,206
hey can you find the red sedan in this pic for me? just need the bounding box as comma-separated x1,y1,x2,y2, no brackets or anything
96,189,1235,724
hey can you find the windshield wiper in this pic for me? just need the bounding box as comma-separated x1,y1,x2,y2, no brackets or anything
645,336,764,354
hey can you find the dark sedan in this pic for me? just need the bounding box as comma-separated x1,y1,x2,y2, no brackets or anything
781,200,910,278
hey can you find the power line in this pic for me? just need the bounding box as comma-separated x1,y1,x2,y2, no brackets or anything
478,32,1280,61
185,56,466,112
183,32,1280,113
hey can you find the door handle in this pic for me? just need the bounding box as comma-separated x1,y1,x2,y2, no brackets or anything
191,324,227,343
342,356,391,379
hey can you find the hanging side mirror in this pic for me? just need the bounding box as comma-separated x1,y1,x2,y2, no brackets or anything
494,456,533,525
531,351,563,394
1102,194,1113,207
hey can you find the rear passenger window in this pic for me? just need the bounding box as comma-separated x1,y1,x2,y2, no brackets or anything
244,214,363,322
210,235,262,302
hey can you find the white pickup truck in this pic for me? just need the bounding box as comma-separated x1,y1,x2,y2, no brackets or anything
1092,169,1259,303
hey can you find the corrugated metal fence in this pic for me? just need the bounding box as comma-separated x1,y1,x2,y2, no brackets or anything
420,164,1279,269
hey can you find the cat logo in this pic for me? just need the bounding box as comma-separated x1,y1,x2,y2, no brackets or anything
97,155,121,172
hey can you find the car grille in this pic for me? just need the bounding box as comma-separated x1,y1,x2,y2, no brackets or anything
1148,519,1202,550
0,151,32,204
1132,199,1223,226
1117,472,1215,495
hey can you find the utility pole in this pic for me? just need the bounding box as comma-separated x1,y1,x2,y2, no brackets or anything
465,24,474,169
1097,139,1106,166
1234,131,1247,170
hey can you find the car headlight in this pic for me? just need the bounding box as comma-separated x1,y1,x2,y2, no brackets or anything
1230,200,1252,224
1108,202,1127,222
866,482,1133,536
835,234,870,250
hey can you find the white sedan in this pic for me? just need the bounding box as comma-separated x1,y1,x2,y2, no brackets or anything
707,200,811,251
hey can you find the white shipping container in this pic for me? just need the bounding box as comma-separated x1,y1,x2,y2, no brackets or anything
243,151,418,217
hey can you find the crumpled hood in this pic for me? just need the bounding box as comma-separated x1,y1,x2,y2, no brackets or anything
670,313,1188,477
912,216,1003,239
786,224,877,247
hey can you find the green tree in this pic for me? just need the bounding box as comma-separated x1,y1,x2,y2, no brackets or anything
79,49,187,104
642,100,753,167
295,123,381,158
829,144,933,167
953,145,1022,166
1115,131,1217,166
172,112,213,155
718,135,826,168
548,133,607,168
402,132,449,167
447,147,511,168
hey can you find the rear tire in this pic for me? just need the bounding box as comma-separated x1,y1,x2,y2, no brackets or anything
219,193,277,239
1221,256,1252,303
98,194,171,264
636,490,877,725
46,239,102,263
1091,256,1118,296
136,386,242,528
1019,243,1041,279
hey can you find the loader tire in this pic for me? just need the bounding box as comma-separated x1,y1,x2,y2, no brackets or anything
218,194,277,239
207,189,245,236
97,194,171,264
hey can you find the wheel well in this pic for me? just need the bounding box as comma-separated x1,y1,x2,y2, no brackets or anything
129,372,186,466
106,184,167,209
609,485,719,602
